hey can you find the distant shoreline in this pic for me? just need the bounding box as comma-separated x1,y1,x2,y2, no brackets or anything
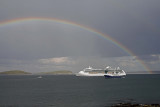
0,70,31,75
0,70,74,75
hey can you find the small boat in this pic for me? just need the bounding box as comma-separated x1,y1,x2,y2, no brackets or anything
104,67,126,78
37,76,42,78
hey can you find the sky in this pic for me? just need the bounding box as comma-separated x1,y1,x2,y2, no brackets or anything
0,0,160,73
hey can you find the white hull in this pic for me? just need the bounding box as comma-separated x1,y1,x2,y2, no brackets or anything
76,71,105,76
104,73,126,78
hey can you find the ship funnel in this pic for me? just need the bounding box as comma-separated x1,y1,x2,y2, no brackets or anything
89,66,92,69
117,67,120,70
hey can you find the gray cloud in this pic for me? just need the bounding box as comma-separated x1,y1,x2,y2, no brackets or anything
1,56,156,73
135,55,160,62
0,0,160,72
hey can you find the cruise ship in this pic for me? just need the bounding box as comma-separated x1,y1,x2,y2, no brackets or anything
76,66,126,77
76,66,105,76
104,66,126,78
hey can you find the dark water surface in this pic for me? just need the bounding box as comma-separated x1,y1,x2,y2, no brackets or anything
0,74,160,107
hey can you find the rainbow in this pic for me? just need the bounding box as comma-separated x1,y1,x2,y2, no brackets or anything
0,17,152,73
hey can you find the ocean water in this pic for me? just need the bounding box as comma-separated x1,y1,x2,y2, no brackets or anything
0,74,160,107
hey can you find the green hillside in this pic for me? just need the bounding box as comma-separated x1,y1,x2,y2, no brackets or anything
0,70,31,75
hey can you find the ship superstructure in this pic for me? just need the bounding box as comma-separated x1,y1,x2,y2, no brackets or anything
104,66,126,78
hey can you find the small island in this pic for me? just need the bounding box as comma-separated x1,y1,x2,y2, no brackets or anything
39,70,73,75
0,70,74,75
0,70,31,75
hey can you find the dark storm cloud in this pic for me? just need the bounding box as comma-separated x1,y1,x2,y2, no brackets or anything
0,0,160,72
0,21,126,59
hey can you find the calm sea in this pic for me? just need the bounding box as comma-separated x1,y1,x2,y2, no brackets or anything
0,74,160,107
